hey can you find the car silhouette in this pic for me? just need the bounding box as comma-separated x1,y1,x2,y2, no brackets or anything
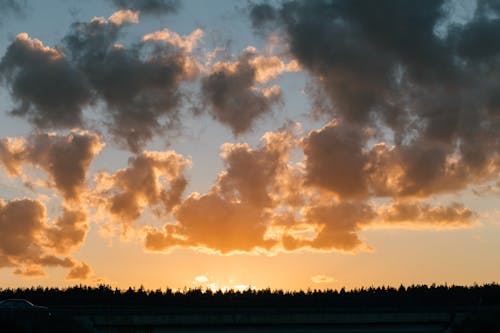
0,299,50,314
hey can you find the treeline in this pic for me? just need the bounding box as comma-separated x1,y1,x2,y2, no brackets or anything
1,283,499,309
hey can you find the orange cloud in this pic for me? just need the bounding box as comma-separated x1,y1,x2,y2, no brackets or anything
94,150,190,230
0,198,88,279
66,262,91,280
377,201,476,228
0,132,104,201
143,28,203,52
46,208,88,254
108,9,140,25
144,129,297,253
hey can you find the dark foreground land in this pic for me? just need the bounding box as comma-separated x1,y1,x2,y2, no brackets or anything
1,284,499,332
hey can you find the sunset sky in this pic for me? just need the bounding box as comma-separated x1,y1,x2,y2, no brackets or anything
0,0,499,291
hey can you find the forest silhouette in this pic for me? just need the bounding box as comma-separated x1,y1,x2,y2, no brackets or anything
1,283,499,309
1,284,500,332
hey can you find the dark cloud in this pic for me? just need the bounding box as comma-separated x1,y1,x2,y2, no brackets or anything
109,0,180,15
0,13,201,152
302,121,368,199
63,16,199,152
249,0,454,126
0,33,92,128
201,47,283,135
249,0,500,200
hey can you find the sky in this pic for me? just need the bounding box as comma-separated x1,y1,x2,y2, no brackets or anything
0,0,499,291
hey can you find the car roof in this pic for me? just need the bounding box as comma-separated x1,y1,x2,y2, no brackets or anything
0,299,34,304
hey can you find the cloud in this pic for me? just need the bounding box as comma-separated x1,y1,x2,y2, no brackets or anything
249,54,300,84
298,201,375,252
108,9,140,25
302,121,369,199
201,47,283,135
0,132,101,276
0,198,46,258
142,125,480,255
299,119,499,200
0,15,202,152
194,275,209,283
0,198,87,279
66,261,91,280
249,0,500,200
143,28,203,53
109,0,181,15
311,274,336,284
0,132,104,200
0,33,92,128
63,16,200,151
146,191,276,254
377,201,476,228
46,207,88,254
94,150,190,229
472,181,500,196
144,129,296,253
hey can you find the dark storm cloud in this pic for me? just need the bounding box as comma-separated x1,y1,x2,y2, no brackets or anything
201,47,282,135
249,0,500,199
109,0,180,15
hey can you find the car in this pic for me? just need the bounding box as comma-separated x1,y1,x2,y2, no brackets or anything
0,299,50,314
